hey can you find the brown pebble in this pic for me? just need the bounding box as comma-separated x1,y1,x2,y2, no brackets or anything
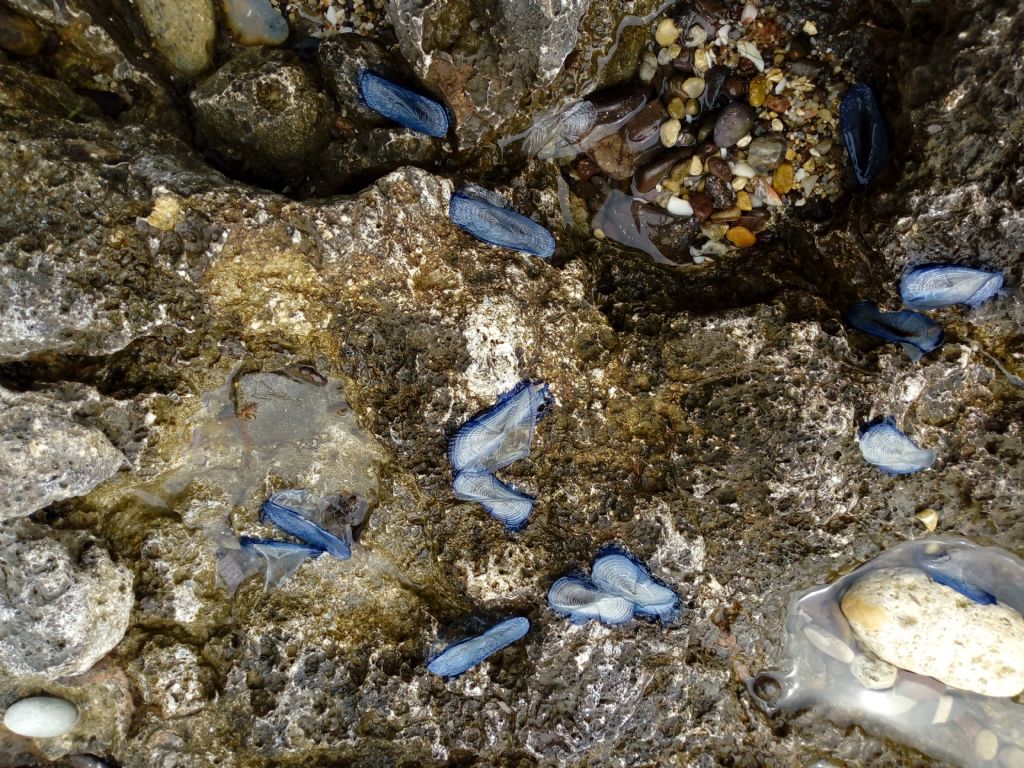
704,174,737,209
634,149,690,194
576,157,599,181
672,47,694,73
0,7,44,56
707,157,733,181
588,132,641,181
766,95,790,113
727,225,756,247
625,101,668,151
723,76,746,100
688,192,714,221
737,210,769,232
773,162,795,194
711,207,742,223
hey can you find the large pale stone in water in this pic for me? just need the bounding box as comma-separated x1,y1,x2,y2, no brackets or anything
133,0,216,77
841,567,1024,697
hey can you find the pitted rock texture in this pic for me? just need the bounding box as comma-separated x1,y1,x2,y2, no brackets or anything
0,384,144,519
0,522,133,680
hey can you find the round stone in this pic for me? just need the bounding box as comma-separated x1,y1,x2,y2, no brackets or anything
841,567,1024,697
133,0,216,77
3,696,79,738
221,0,289,46
714,103,755,148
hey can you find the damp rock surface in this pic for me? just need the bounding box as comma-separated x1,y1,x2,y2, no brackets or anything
842,567,1024,697
132,0,216,77
0,522,133,679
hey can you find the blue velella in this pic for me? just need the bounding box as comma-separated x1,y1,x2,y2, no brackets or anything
260,490,352,559
449,185,557,259
449,381,553,474
916,549,997,605
843,301,944,362
900,264,1003,310
452,470,533,532
591,549,680,622
857,416,936,475
215,533,322,595
839,83,889,186
547,576,636,625
427,617,530,678
357,70,450,138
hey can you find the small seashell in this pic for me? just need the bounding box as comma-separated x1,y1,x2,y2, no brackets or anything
448,380,554,473
260,491,353,559
857,416,936,475
684,26,708,48
842,301,944,361
591,549,680,622
428,617,530,678
839,84,889,186
899,264,1003,310
735,40,764,72
452,470,533,532
357,71,450,138
449,185,557,258
548,576,635,625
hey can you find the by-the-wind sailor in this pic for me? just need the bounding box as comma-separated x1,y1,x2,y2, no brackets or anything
591,549,680,622
260,490,352,559
843,301,944,362
357,70,449,138
449,380,553,473
858,416,935,475
449,185,556,259
215,534,321,594
899,264,1003,310
452,470,533,532
547,576,636,625
427,617,530,678
915,548,997,605
839,83,889,186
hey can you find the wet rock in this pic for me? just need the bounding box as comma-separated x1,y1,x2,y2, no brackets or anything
0,7,44,56
316,129,444,195
0,522,133,679
713,102,754,147
317,33,409,131
133,0,216,77
842,567,1024,697
0,385,138,520
221,0,289,46
191,49,332,177
589,131,642,180
704,174,736,209
130,640,212,718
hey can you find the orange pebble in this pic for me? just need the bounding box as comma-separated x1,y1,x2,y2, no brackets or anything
727,226,756,248
773,162,795,194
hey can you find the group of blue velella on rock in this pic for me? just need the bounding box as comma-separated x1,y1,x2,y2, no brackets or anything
845,264,1004,475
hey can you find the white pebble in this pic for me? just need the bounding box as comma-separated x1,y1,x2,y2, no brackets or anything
666,196,693,217
659,118,681,148
3,696,79,738
740,3,758,25
736,134,753,148
639,61,657,83
730,161,756,178
657,48,672,65
735,40,764,72
976,730,999,761
802,20,818,36
655,18,679,47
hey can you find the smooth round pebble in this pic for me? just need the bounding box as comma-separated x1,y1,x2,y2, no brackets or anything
655,18,679,46
666,196,693,217
4,696,79,738
681,76,705,98
726,226,756,248
976,729,999,761
714,103,754,148
659,119,681,148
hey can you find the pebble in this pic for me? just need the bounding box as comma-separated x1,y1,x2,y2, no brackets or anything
689,193,713,220
803,20,818,35
736,135,752,148
222,0,290,46
1001,747,1024,768
841,567,1024,697
704,175,736,208
667,97,686,119
713,103,754,148
3,696,79,738
850,653,898,690
726,226,756,248
685,155,703,176
659,118,681,148
735,40,764,71
772,163,795,194
748,76,768,108
740,3,758,25
666,196,693,217
736,191,752,211
731,161,756,178
710,207,741,223
681,76,706,98
976,730,999,761
634,150,687,193
0,7,44,57
746,136,787,171
707,157,732,181
655,18,680,47
724,76,746,100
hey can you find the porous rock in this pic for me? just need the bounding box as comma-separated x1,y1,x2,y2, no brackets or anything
842,567,1024,697
0,522,133,680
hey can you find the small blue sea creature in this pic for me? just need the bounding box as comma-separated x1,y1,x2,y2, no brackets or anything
449,380,553,474
427,617,530,678
547,576,636,625
858,416,936,475
900,264,1003,310
591,549,680,622
449,185,557,259
453,470,533,531
357,70,450,138
215,534,321,594
916,549,997,605
260,490,352,559
839,84,889,186
843,301,944,362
